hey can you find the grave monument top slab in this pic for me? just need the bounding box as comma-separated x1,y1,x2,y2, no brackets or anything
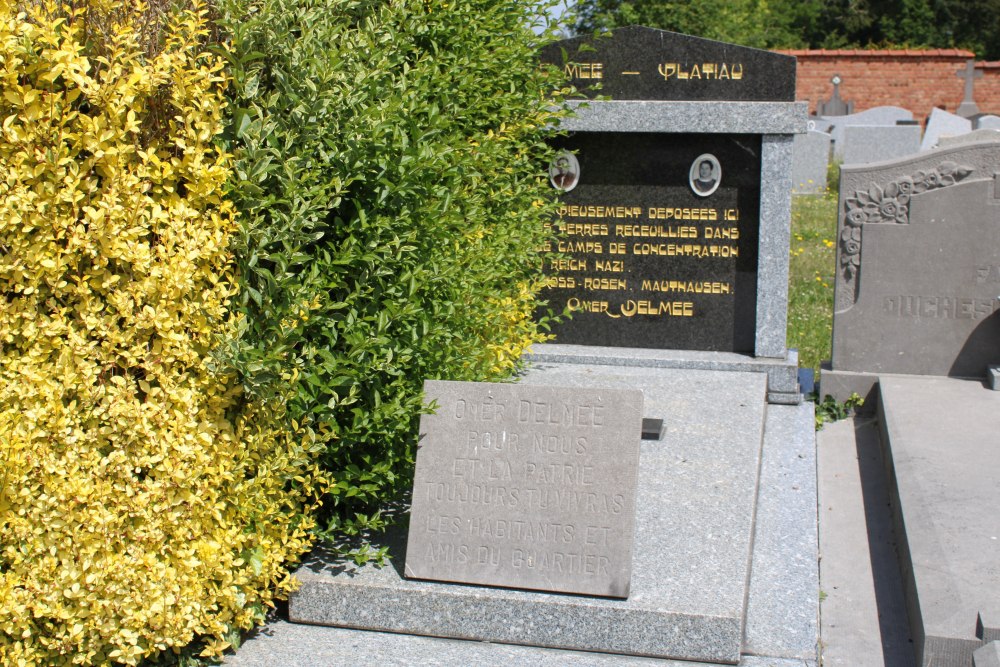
540,26,796,103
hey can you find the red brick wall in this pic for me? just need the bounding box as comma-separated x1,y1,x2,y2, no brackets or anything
779,49,1000,122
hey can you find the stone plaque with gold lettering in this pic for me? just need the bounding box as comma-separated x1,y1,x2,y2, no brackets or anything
539,26,795,102
541,132,760,352
404,380,643,598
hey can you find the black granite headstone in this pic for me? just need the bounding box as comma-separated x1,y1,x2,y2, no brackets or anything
536,27,790,352
539,26,795,102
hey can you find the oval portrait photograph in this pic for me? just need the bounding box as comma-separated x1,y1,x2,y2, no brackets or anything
549,151,580,192
689,153,721,197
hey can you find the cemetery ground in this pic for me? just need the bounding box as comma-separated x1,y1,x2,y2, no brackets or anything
787,190,838,377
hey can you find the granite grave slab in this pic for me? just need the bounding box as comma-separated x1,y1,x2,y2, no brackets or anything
824,143,1000,400
877,376,1000,667
290,366,770,663
405,380,643,598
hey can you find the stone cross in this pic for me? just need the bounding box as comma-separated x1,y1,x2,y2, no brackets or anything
955,60,982,118
817,74,853,116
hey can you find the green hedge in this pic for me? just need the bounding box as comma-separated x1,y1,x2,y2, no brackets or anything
215,0,570,542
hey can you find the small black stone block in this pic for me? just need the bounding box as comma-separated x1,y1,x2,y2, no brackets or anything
641,418,664,441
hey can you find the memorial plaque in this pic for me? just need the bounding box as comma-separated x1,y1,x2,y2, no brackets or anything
405,380,643,598
539,25,795,102
540,132,761,352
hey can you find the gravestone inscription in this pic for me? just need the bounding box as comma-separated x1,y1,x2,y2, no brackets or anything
542,132,760,351
537,28,796,353
405,380,643,598
539,26,795,102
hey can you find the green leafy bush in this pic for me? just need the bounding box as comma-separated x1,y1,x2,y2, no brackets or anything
215,0,570,541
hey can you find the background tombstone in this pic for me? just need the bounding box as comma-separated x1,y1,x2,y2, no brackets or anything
841,124,921,165
921,107,973,151
824,106,915,160
792,129,832,193
956,59,983,118
821,141,1000,401
976,115,1000,130
816,74,853,116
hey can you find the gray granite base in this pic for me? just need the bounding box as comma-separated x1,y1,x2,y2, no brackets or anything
223,622,816,667
989,366,999,390
976,641,1000,667
290,367,788,663
524,343,801,404
877,376,1000,667
816,366,880,410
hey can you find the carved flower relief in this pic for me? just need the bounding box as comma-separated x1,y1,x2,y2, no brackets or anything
839,161,974,279
840,227,862,278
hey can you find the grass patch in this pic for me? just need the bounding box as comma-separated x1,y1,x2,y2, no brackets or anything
788,191,838,373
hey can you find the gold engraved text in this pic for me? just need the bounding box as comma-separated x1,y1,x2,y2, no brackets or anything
564,62,603,79
658,62,744,81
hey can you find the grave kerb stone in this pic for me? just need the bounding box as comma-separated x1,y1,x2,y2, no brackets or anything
937,129,1000,149
558,99,806,365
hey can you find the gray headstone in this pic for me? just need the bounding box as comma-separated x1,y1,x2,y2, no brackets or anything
921,107,973,151
405,380,643,598
824,106,914,159
830,144,1000,380
989,366,1000,390
792,130,831,193
938,129,1000,149
978,115,1000,130
841,125,921,165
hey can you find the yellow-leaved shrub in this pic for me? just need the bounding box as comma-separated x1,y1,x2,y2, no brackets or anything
0,1,322,664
